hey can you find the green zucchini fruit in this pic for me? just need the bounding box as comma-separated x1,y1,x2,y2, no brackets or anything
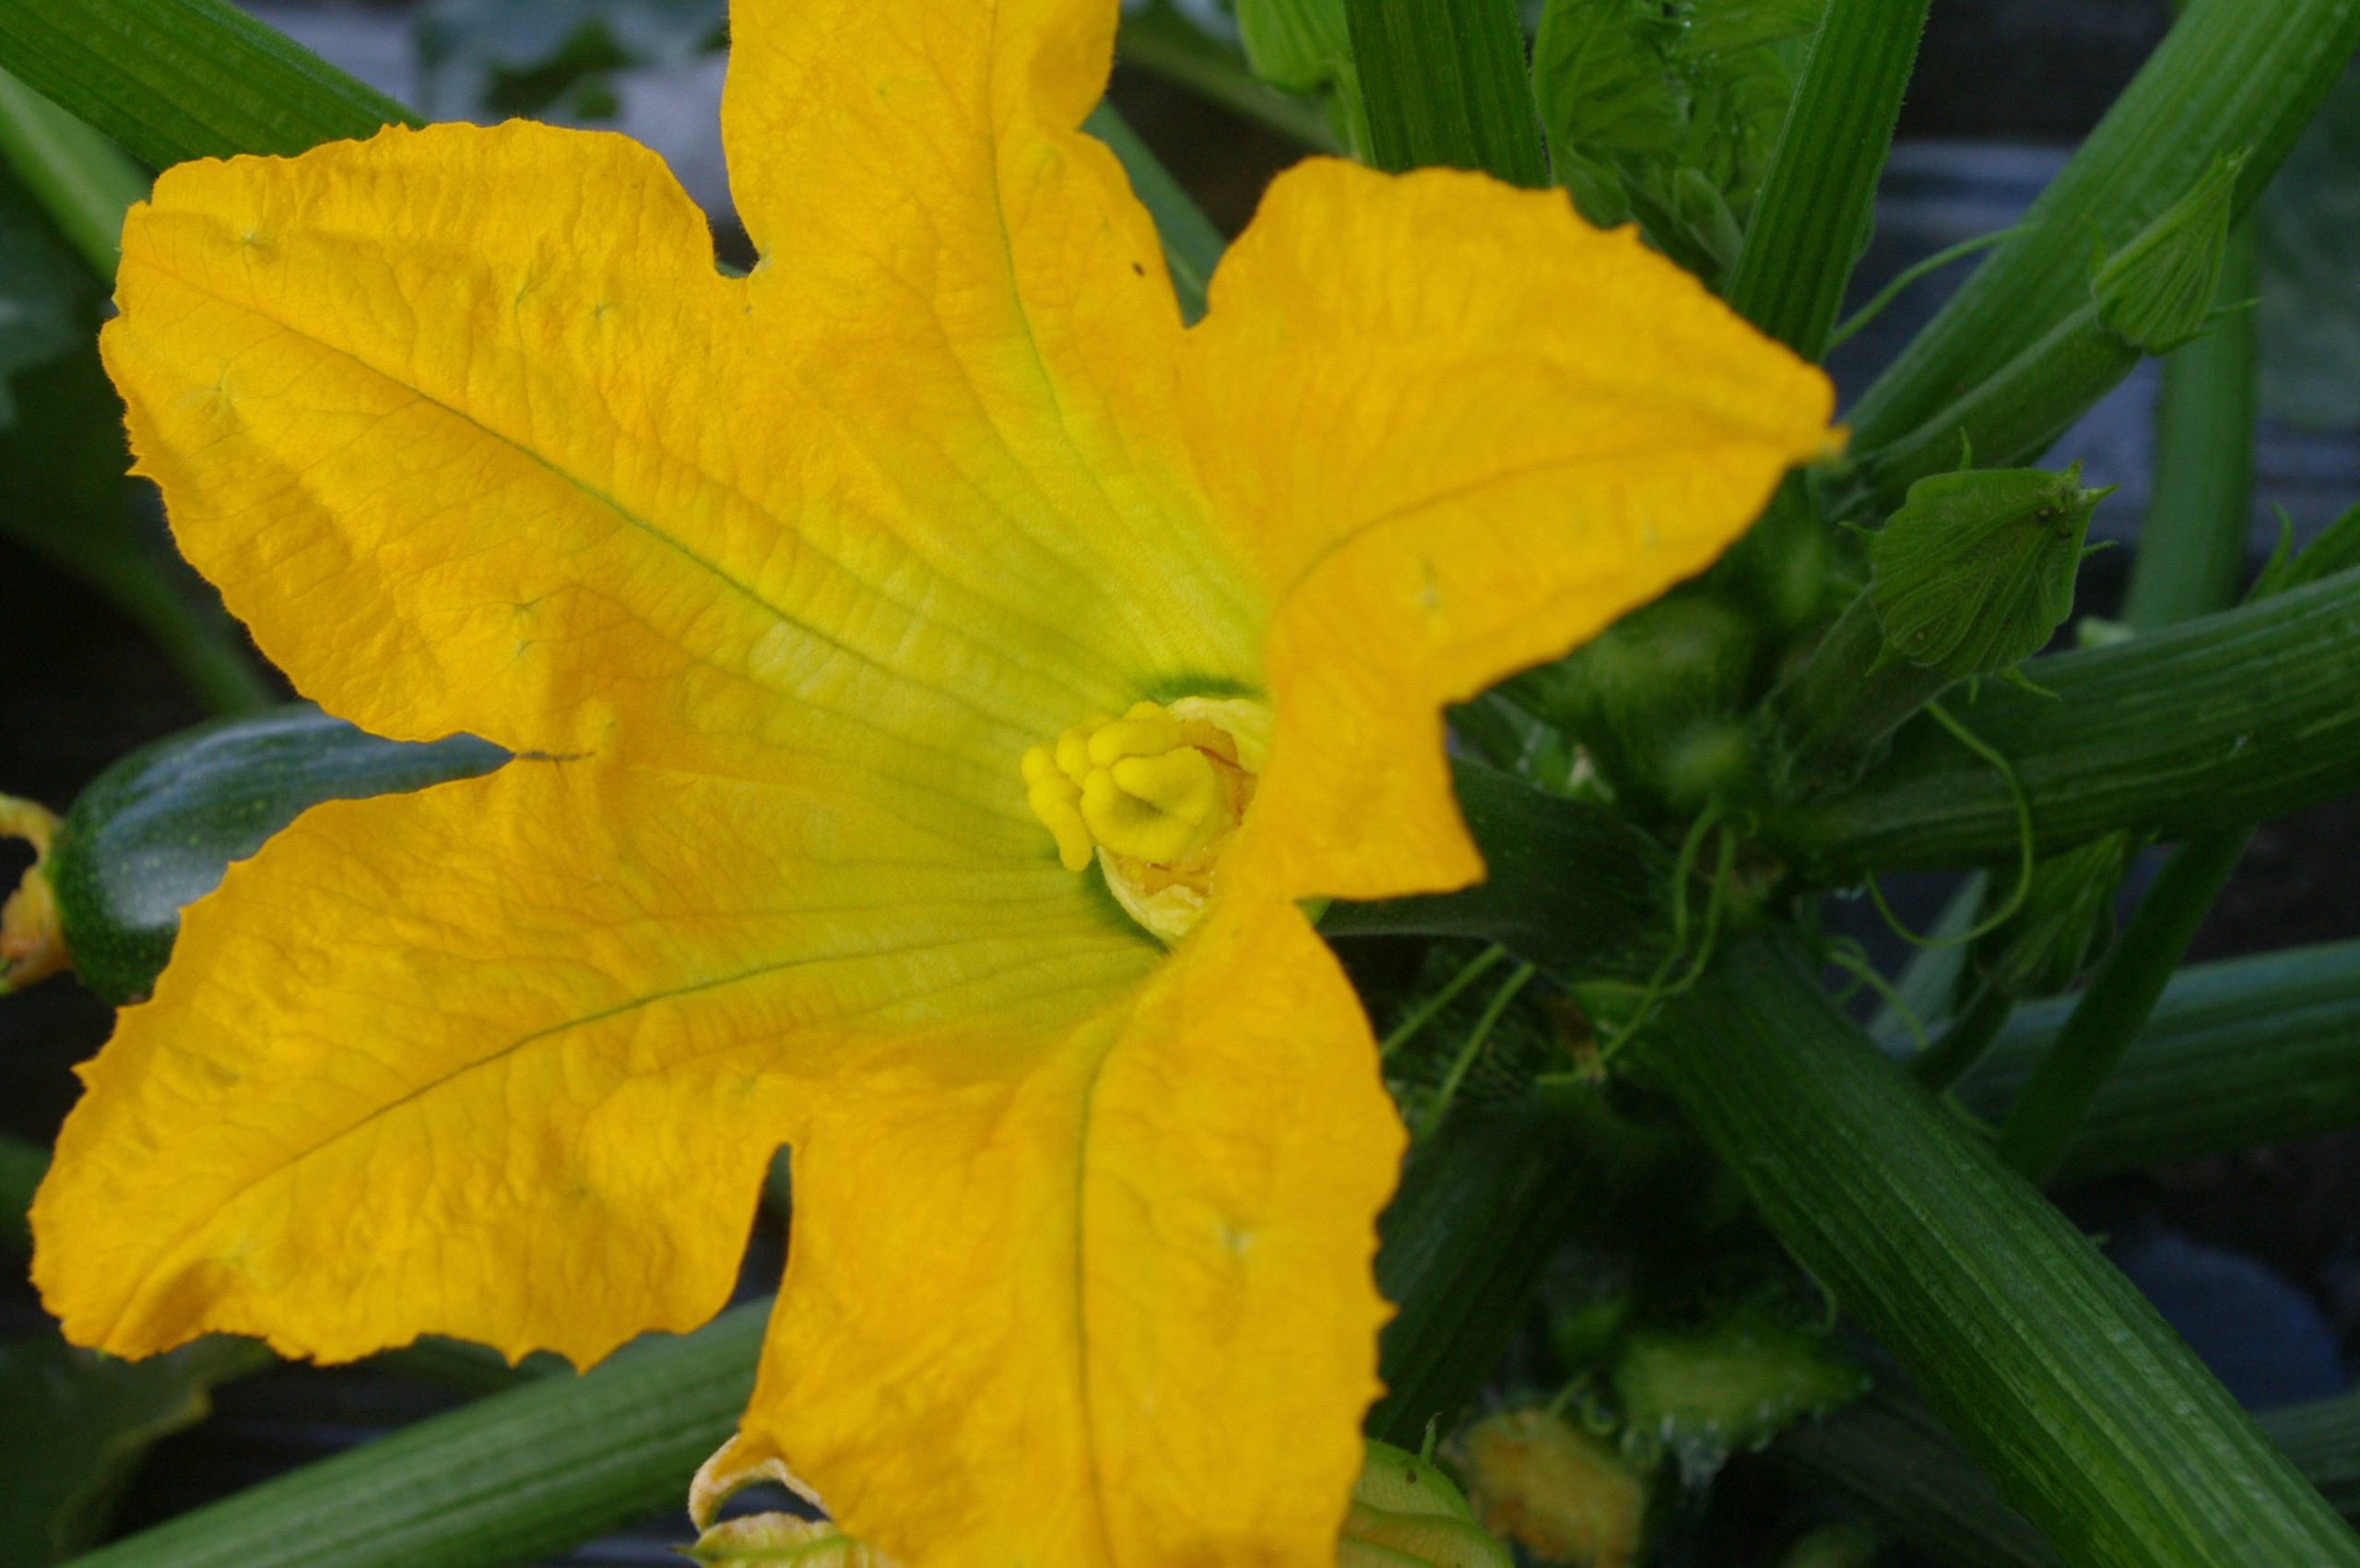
42,705,504,1005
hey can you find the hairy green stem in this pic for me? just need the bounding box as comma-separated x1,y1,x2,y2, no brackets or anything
1633,937,2360,1568
1766,587,1955,790
1115,6,1340,152
1961,942,2360,1192
67,1305,764,1567
1767,570,2360,876
1911,979,2012,1092
1773,1385,2360,1568
2121,230,2260,629
1846,0,2360,451
1723,0,1929,358
1996,831,2252,1180
1341,0,1547,186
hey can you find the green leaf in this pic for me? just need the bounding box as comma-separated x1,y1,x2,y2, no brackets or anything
0,1334,267,1565
414,0,727,121
2256,61,2360,428
0,0,422,169
1342,0,1549,187
2091,151,2247,355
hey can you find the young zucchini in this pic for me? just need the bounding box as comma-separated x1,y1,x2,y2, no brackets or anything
7,706,504,1005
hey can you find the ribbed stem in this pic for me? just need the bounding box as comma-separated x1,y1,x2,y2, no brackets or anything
1996,831,2252,1181
1960,939,2360,1184
2121,228,2260,629
69,1304,765,1567
1845,0,2360,451
1766,570,2360,876
1341,0,1548,186
1722,0,1929,359
1634,937,2360,1568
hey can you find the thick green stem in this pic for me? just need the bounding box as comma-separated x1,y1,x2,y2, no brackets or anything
1911,980,2012,1092
0,64,144,273
1774,1386,2360,1568
1766,588,1955,789
1766,570,2360,876
1341,0,1548,186
1722,0,1929,359
1846,0,2360,452
67,1303,764,1567
1996,831,2252,1181
1847,303,2142,512
1115,6,1340,152
2121,230,2260,629
1960,939,2360,1183
1632,937,2360,1568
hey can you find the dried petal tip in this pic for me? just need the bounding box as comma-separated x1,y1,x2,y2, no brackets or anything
684,1435,887,1565
0,795,66,995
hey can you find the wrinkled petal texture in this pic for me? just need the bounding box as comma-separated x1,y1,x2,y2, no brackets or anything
746,899,1400,1568
47,2,1835,1567
1186,161,1835,901
32,760,1150,1366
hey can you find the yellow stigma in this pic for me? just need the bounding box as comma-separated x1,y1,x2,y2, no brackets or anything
1021,696,1272,944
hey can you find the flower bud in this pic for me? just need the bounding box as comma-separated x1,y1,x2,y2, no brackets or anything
2093,151,2247,354
1868,463,2113,679
1341,1439,1514,1568
1449,1407,1648,1568
1610,1304,1867,1480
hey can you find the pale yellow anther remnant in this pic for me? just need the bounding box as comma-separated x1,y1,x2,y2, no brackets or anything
1020,697,1272,943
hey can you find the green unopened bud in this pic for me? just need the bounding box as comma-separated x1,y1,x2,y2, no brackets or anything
1448,1408,1648,1568
2093,151,2248,354
1508,591,1760,810
1611,1304,1868,1480
1972,831,2133,998
1870,463,2114,678
1342,1439,1513,1568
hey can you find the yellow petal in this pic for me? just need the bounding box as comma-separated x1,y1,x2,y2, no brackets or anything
33,759,1152,1366
738,897,1404,1568
102,117,1257,808
1182,160,1836,902
720,0,1263,699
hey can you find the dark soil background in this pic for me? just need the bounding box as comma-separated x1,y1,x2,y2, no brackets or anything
1,0,2354,1560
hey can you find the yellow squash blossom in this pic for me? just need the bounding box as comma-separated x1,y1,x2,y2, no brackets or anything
31,1,1831,1563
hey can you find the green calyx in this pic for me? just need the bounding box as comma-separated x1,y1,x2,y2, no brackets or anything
1340,1440,1513,1568
2092,150,2248,354
1868,461,2115,679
